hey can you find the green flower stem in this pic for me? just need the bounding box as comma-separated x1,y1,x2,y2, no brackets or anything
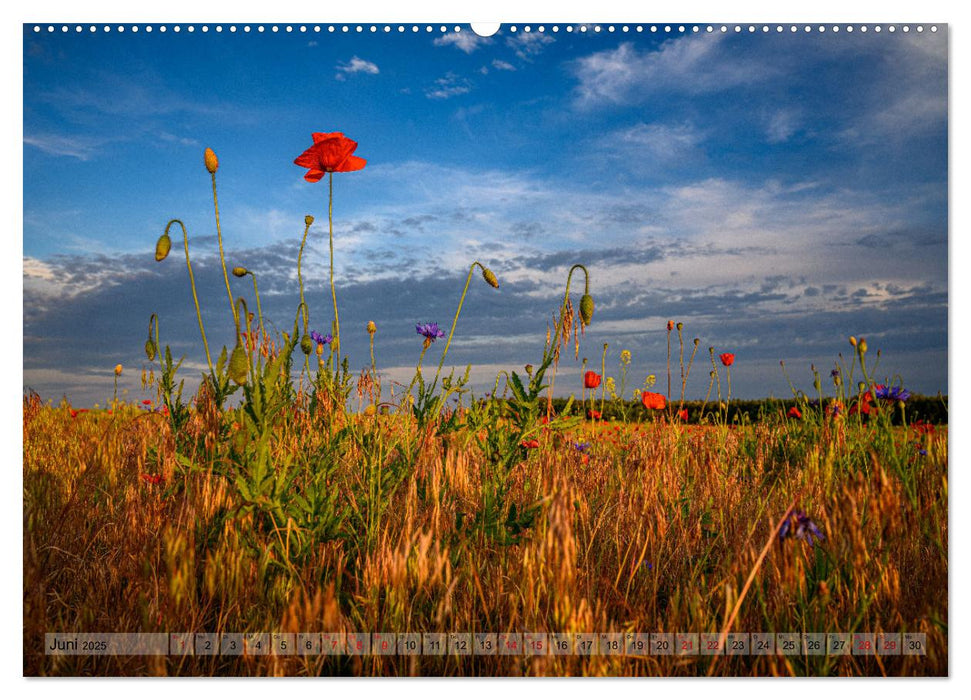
210,172,238,326
434,261,487,389
599,343,608,417
546,263,589,417
166,219,213,376
328,172,342,367
235,297,253,375
249,273,264,340
297,218,313,378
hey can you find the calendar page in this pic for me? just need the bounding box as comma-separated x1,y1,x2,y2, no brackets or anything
22,20,947,678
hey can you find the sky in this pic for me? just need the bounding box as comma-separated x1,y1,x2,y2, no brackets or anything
22,22,948,406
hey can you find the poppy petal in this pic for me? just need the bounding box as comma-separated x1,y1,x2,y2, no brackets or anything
338,154,367,172
303,169,325,183
312,132,344,143
294,146,322,168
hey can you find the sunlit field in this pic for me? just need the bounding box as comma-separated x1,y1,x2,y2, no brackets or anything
23,138,948,677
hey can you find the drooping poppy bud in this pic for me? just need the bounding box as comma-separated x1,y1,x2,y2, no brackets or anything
232,266,248,278
155,233,172,262
579,294,594,325
204,147,219,174
228,343,248,384
300,334,314,355
145,339,157,362
482,267,499,289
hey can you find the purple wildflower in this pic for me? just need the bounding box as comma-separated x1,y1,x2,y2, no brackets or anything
779,509,825,546
416,322,446,341
874,384,911,402
310,330,332,346
573,442,590,453
830,368,841,378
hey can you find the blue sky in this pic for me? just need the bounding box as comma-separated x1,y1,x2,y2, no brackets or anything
22,23,948,406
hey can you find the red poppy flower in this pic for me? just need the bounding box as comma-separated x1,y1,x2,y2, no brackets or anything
849,392,875,416
141,473,164,485
787,406,802,419
719,353,735,367
294,132,367,182
584,371,602,389
142,399,153,405
677,408,689,421
587,409,602,420
521,439,540,449
666,320,674,331
641,391,666,410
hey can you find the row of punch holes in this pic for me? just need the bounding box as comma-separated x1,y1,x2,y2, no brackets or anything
32,24,940,35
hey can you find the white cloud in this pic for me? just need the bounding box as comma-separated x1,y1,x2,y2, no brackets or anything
614,122,706,161
507,32,554,60
491,59,516,72
23,132,103,160
425,73,472,100
433,31,490,54
571,34,773,107
335,56,380,81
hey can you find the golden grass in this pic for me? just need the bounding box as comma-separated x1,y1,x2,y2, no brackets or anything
23,400,947,676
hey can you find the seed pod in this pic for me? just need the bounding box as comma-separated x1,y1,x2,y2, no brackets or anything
228,343,248,384
232,266,248,278
366,320,377,335
155,233,172,262
300,334,313,355
204,147,219,174
579,294,595,325
305,215,315,226
482,267,499,288
145,339,157,362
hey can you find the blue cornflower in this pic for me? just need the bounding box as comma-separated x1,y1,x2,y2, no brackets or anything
416,322,446,341
310,330,332,346
874,384,911,402
779,509,825,546
573,442,590,453
831,368,841,378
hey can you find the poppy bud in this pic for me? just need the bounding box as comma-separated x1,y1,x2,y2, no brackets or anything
364,404,376,416
525,364,534,375
676,322,683,331
316,344,324,356
482,267,499,288
155,233,171,262
228,343,248,384
667,320,674,331
114,364,123,376
849,336,858,347
204,147,219,174
305,215,314,226
300,334,313,355
367,320,377,335
232,266,248,278
145,339,157,362
579,294,594,325
858,338,868,354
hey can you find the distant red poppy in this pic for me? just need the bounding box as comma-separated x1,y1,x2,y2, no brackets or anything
849,392,875,416
677,408,689,421
720,353,735,367
294,132,367,182
667,320,674,331
641,391,666,410
141,473,164,485
521,439,540,449
142,399,152,405
587,409,602,420
787,406,802,419
584,371,602,389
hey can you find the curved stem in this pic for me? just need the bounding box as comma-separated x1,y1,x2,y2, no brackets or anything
166,219,213,376
235,297,253,375
546,263,589,417
297,218,312,331
249,274,264,340
210,172,237,326
434,261,484,388
328,172,341,366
